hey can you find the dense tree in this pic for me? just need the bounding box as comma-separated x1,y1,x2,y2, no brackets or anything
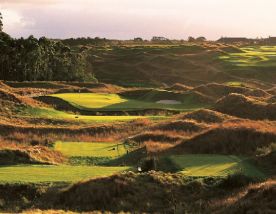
0,12,96,82
188,36,196,42
0,33,96,81
134,37,143,42
196,37,207,42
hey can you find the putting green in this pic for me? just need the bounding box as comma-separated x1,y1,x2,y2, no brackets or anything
50,93,207,111
169,154,265,178
52,93,127,109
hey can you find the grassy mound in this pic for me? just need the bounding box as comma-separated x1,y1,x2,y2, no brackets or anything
0,88,24,104
34,96,81,113
217,180,276,213
166,83,192,91
140,89,213,104
0,150,37,165
0,146,66,165
256,151,276,176
179,109,232,123
214,93,276,120
152,119,207,132
119,88,155,99
130,132,183,144
5,81,70,89
193,83,270,99
0,81,12,90
48,172,207,213
0,87,44,109
267,86,276,95
267,95,276,104
173,121,276,155
0,119,150,144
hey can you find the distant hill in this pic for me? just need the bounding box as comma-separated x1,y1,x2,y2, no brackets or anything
86,44,276,86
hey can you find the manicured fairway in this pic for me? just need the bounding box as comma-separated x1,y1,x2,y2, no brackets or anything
23,107,166,123
169,154,265,178
54,141,127,158
0,165,129,183
220,46,276,67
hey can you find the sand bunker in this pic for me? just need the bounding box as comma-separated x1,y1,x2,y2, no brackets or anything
156,100,181,105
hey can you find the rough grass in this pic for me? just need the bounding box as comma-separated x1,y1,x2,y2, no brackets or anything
167,155,265,178
173,119,276,155
0,165,129,183
213,179,276,213
0,146,66,165
214,93,276,120
179,109,233,123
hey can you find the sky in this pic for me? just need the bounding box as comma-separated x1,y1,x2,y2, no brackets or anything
0,0,276,40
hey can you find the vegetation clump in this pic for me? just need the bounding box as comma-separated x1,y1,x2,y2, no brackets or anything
214,93,276,120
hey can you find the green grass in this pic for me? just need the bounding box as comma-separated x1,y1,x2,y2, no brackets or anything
54,141,127,158
220,46,276,67
225,81,244,87
0,165,129,183
50,93,207,111
22,106,166,123
54,141,131,165
52,93,127,109
168,154,265,178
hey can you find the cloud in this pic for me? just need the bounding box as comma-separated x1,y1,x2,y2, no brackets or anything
1,0,276,39
0,0,57,5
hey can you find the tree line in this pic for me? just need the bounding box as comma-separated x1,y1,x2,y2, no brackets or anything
0,12,95,82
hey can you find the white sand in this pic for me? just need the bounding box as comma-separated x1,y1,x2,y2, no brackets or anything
156,100,181,105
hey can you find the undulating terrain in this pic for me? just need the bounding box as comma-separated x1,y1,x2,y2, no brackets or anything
0,42,275,213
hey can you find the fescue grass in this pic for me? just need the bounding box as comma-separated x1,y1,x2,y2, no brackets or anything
168,154,265,178
0,165,129,183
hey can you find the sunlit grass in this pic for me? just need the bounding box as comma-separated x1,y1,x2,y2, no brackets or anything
169,154,265,178
50,93,208,111
22,106,167,123
220,46,276,67
54,141,127,158
51,93,127,109
0,165,129,183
